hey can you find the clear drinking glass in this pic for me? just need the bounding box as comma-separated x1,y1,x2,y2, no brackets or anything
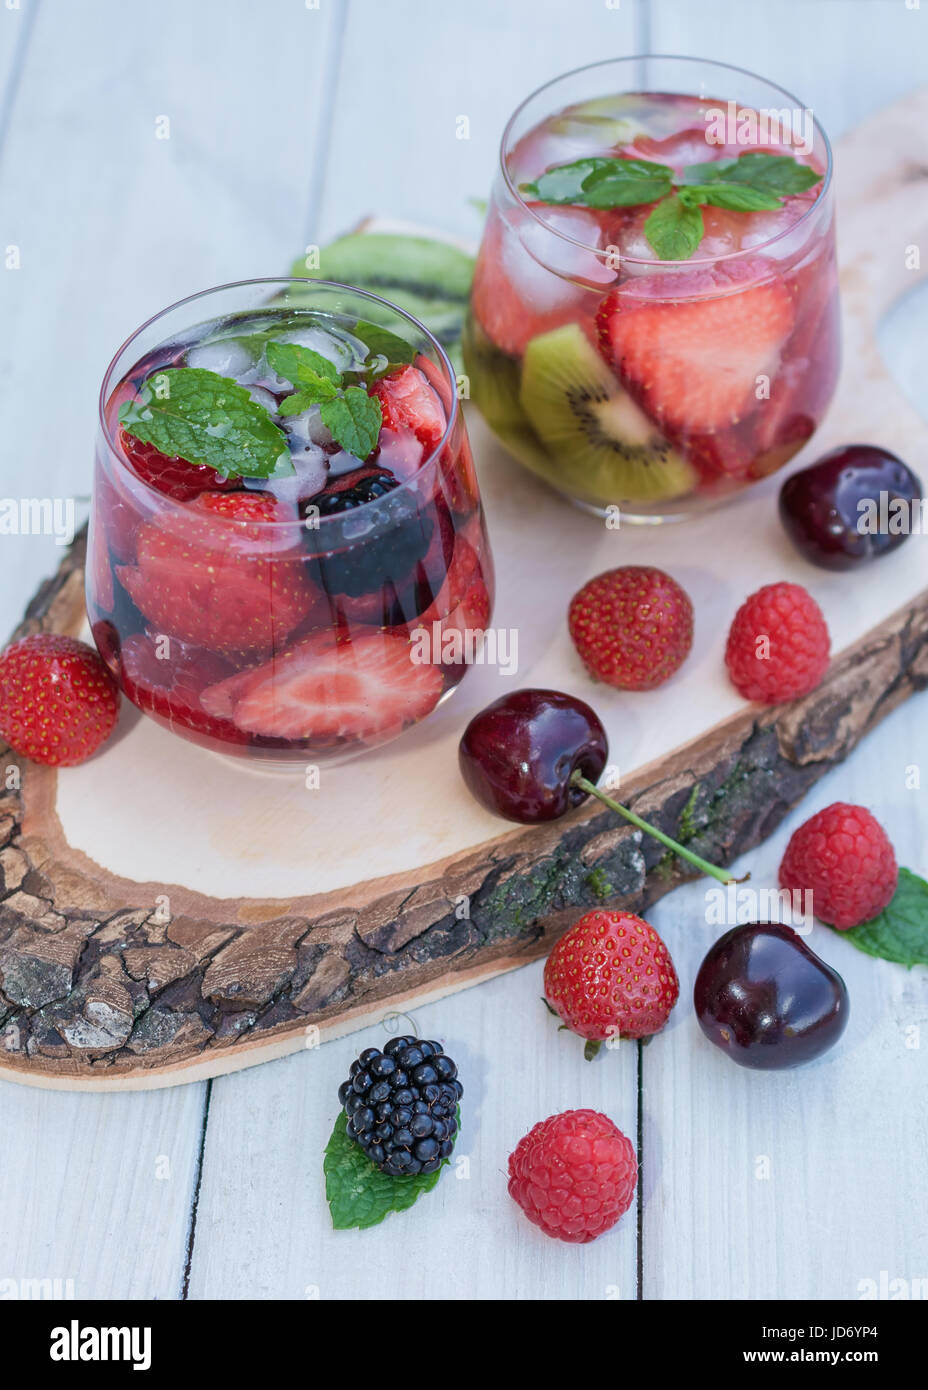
88,279,494,765
464,56,840,520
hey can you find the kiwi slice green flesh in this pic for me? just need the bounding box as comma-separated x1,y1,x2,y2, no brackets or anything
519,323,697,504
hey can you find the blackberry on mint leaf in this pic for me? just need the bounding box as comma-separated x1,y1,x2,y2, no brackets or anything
337,1036,462,1176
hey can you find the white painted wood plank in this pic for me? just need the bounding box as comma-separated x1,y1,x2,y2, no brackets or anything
0,0,341,1297
313,0,645,243
648,0,928,139
639,0,928,1301
186,962,640,1299
641,697,928,1299
0,1079,206,1297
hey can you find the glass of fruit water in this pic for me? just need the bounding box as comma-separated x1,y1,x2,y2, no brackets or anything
88,279,494,766
464,56,840,520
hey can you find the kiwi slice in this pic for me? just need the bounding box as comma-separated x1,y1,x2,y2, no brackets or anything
289,233,474,372
518,323,697,505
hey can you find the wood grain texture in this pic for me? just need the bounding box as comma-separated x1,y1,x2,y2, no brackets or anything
1,521,926,1087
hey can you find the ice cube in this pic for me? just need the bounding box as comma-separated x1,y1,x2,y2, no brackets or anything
239,353,291,394
266,443,329,504
327,449,360,477
504,205,616,309
186,338,255,378
285,405,332,448
245,385,278,415
273,326,356,373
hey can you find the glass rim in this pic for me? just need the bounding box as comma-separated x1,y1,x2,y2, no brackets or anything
97,276,460,529
499,53,834,267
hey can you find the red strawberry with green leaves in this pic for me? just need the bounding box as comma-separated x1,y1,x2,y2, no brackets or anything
0,634,119,767
596,261,795,437
201,629,444,744
544,909,680,1057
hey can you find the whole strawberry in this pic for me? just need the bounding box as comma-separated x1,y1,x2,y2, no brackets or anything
725,581,829,704
544,908,679,1056
508,1109,637,1243
568,566,693,691
0,634,119,766
779,802,898,929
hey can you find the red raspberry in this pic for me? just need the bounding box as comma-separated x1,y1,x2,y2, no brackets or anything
779,802,898,929
0,634,119,766
508,1109,637,1244
725,581,829,703
544,909,679,1050
568,566,693,691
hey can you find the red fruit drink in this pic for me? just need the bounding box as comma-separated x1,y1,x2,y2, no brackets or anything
464,58,840,519
88,280,493,765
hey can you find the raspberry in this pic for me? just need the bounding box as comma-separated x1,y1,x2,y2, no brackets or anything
725,581,829,703
779,802,898,929
508,1109,637,1243
337,1037,462,1176
568,566,693,691
544,909,679,1051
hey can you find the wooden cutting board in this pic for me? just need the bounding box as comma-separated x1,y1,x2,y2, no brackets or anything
1,90,927,1091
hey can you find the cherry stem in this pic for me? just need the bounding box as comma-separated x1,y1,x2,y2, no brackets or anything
570,773,749,887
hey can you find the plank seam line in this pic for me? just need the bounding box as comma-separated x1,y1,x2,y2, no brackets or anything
180,1078,213,1300
0,0,41,164
636,1039,644,1301
302,0,351,245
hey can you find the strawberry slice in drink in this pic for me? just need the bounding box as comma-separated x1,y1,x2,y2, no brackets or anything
596,260,795,438
201,629,445,744
118,428,241,501
372,365,446,450
116,513,312,659
120,632,248,745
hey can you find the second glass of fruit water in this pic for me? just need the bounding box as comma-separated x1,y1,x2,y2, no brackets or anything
464,56,840,519
88,279,494,766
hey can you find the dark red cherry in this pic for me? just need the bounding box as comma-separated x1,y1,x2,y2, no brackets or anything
779,444,921,570
694,922,849,1069
458,688,608,824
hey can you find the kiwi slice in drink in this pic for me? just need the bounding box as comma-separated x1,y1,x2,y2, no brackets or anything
519,324,697,504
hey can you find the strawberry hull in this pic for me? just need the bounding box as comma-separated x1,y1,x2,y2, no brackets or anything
88,293,494,766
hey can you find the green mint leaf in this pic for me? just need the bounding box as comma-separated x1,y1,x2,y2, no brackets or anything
319,386,382,460
266,340,340,388
522,156,672,209
519,156,614,204
644,194,704,260
278,388,327,417
351,319,416,376
681,152,822,197
324,1110,452,1230
843,868,928,967
679,182,782,212
119,367,292,480
580,157,673,208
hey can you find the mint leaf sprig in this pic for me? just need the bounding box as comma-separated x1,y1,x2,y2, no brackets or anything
324,1107,458,1230
267,340,383,460
843,868,928,968
119,368,294,480
520,150,822,261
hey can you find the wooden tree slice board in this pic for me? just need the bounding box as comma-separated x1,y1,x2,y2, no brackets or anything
2,91,927,1090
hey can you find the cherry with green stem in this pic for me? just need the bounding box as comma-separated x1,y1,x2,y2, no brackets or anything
457,689,747,886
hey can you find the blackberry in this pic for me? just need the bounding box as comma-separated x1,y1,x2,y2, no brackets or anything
337,1036,462,1176
315,470,399,514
